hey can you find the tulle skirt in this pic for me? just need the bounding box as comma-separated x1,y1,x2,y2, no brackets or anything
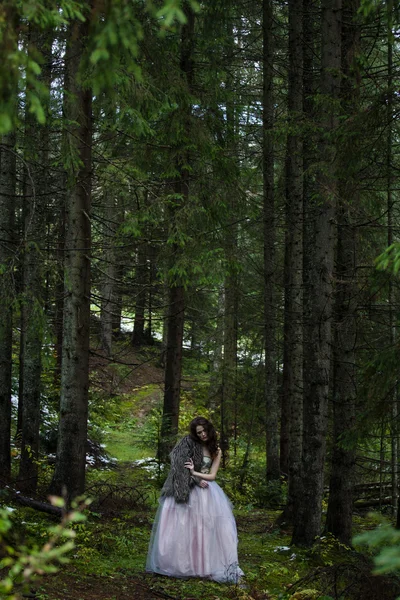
146,481,243,583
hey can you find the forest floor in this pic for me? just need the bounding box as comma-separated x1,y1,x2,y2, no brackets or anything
21,504,400,600
4,342,400,600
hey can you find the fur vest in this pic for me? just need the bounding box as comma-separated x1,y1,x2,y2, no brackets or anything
161,435,204,503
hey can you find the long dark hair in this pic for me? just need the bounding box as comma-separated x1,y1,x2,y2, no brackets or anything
189,417,219,458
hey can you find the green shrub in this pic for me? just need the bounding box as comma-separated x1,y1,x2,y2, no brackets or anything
0,498,89,599
354,516,400,575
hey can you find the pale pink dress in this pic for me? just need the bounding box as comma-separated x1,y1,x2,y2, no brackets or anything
146,456,243,583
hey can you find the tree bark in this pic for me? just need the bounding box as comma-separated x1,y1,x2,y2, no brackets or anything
111,262,123,338
385,0,399,521
0,132,16,483
132,240,148,347
208,285,224,411
281,0,304,518
100,194,119,357
161,282,185,453
222,269,238,463
263,0,279,481
18,26,52,493
325,0,360,546
160,3,194,459
54,202,65,380
325,205,357,544
112,194,125,339
0,1,18,485
292,0,341,547
146,242,157,343
49,18,92,502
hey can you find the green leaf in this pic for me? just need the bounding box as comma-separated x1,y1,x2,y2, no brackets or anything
90,48,110,64
374,545,400,574
0,113,12,134
28,59,41,76
48,496,65,508
28,93,46,124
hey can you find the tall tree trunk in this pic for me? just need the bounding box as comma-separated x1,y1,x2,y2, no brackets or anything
379,418,386,511
292,0,341,547
18,27,52,492
325,0,360,545
146,242,156,343
15,186,26,439
100,194,119,357
132,240,148,347
160,3,194,459
222,268,238,464
54,34,72,383
263,0,279,481
17,291,25,439
325,203,357,544
111,195,125,340
208,285,224,411
0,131,16,483
111,264,123,338
281,0,304,518
385,0,398,520
0,2,18,484
161,281,185,452
219,19,239,465
54,202,65,381
49,18,92,501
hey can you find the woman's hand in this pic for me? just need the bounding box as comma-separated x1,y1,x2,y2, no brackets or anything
185,460,208,488
184,458,194,474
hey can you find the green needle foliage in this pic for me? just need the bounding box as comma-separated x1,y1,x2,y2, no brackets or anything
354,516,400,576
0,497,90,599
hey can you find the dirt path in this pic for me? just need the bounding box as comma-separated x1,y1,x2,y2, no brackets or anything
36,571,190,600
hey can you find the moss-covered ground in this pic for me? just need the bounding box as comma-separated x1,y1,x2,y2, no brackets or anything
7,498,400,600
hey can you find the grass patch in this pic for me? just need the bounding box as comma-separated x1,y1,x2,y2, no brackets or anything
102,384,162,463
103,427,147,462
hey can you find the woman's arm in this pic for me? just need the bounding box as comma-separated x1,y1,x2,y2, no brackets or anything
185,449,222,481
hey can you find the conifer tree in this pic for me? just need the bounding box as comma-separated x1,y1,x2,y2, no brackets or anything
282,0,304,518
160,2,196,457
263,0,279,481
0,133,16,482
0,1,18,483
49,16,92,500
18,24,54,493
293,0,342,547
325,0,360,545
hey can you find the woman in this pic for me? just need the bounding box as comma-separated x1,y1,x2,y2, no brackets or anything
146,417,243,583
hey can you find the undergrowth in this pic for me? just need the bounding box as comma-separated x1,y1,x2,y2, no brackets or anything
7,502,399,600
3,349,400,599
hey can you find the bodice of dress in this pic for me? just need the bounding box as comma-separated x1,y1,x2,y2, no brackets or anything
200,455,213,474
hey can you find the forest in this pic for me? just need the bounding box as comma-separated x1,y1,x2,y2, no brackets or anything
2,0,400,598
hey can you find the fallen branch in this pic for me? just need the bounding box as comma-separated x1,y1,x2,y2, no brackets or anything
1,484,62,517
354,496,392,508
13,494,63,517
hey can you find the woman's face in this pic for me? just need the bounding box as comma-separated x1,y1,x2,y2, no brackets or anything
196,425,208,443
